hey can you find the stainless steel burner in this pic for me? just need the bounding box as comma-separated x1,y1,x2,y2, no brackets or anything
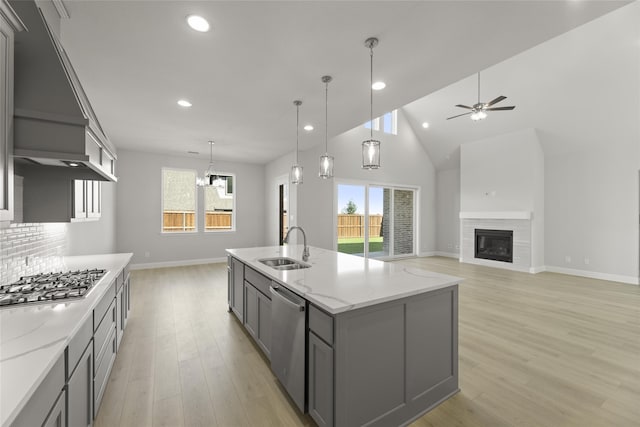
0,269,106,307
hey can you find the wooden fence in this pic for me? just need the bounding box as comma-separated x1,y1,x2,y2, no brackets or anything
163,211,232,232
337,214,383,238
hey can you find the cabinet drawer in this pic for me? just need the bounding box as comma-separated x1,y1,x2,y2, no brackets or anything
93,280,116,331
93,326,116,417
67,314,93,379
244,267,271,297
115,272,122,291
309,304,334,345
10,353,65,427
94,300,115,372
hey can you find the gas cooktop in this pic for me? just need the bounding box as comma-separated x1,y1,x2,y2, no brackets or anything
0,269,106,307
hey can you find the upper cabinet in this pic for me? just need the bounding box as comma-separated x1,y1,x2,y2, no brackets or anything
9,0,117,183
0,0,24,222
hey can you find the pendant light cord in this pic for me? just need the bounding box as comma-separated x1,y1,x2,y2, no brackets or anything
370,46,374,141
477,72,481,104
325,80,329,154
296,103,299,164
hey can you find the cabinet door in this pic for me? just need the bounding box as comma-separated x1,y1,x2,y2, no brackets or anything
308,332,334,427
257,291,271,358
244,283,258,338
116,286,123,351
73,180,87,219
68,342,93,427
88,181,101,218
0,14,14,221
43,390,66,427
231,258,244,321
227,258,232,309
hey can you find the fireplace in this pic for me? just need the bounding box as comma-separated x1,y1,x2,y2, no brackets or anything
475,229,513,263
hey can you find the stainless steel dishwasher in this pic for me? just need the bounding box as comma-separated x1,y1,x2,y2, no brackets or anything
269,282,306,412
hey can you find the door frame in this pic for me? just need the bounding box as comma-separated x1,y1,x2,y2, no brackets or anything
333,178,420,260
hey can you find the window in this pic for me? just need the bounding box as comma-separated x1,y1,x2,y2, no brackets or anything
162,168,196,232
204,174,235,232
364,109,397,135
336,182,416,259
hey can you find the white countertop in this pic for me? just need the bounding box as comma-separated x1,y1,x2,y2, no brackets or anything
226,246,462,315
0,253,132,427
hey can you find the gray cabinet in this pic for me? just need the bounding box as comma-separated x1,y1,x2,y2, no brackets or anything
308,331,334,427
67,342,93,427
42,389,66,427
308,305,334,427
72,179,101,221
10,353,65,427
116,280,123,350
243,280,271,358
0,1,22,222
93,283,117,418
229,256,244,322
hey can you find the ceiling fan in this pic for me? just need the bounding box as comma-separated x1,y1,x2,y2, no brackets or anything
447,72,515,121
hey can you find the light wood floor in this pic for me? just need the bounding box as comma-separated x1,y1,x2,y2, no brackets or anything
95,257,640,427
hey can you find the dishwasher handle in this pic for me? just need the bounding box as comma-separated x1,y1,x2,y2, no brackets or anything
270,285,305,312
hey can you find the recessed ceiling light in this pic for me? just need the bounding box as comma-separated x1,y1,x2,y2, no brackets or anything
68,162,79,167
422,122,429,129
372,81,386,90
303,125,314,131
186,15,210,32
177,99,192,107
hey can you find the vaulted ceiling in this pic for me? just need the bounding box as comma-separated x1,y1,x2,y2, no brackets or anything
60,1,632,167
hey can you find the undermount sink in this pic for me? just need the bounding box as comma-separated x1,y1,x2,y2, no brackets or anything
258,257,310,271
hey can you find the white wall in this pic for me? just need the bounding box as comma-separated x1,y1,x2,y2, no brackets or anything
65,182,117,255
460,128,543,212
288,108,437,253
435,169,460,257
115,150,265,266
545,145,639,282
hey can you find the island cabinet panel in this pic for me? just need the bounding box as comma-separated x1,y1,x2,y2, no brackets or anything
406,290,457,402
243,273,272,358
333,285,459,427
10,353,65,427
308,331,334,427
229,256,244,322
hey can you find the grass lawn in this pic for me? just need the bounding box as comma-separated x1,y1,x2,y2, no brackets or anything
338,237,383,254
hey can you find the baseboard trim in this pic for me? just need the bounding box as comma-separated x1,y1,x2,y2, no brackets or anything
130,257,227,270
544,266,639,285
529,266,547,274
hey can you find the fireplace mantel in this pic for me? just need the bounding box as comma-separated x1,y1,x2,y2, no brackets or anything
459,211,531,220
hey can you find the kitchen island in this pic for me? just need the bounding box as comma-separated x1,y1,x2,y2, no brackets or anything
226,245,462,427
0,253,132,427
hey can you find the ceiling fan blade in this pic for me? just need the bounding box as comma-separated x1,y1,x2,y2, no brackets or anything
454,104,473,110
485,96,506,107
485,106,516,111
446,112,472,120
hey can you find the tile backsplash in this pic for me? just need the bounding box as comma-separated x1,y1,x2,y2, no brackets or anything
0,223,67,285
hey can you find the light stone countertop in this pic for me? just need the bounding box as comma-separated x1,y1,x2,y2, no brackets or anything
226,246,462,315
0,253,133,427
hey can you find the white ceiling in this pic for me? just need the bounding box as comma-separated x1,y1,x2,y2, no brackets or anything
60,1,631,166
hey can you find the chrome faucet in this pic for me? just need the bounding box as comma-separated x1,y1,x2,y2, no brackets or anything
283,226,310,262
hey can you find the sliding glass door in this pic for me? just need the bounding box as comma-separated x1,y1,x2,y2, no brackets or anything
336,183,416,259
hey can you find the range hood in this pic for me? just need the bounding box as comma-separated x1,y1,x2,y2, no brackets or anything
10,0,117,182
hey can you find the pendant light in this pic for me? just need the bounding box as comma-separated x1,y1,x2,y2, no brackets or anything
362,37,381,169
318,75,334,179
291,100,303,184
198,140,223,187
